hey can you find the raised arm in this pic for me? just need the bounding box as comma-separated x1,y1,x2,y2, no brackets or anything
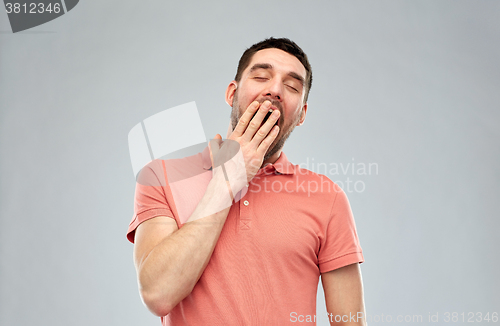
133,100,280,316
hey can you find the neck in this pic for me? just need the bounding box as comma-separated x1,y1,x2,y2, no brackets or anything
262,148,282,167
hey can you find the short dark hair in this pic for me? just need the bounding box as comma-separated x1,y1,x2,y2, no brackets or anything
234,37,313,102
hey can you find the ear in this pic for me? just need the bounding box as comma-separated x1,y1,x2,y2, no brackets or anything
225,81,238,107
296,103,308,126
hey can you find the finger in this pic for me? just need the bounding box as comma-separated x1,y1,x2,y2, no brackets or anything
256,125,280,157
242,100,273,141
251,107,280,145
231,101,260,137
208,134,222,167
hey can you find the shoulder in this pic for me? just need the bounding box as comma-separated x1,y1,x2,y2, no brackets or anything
292,165,343,195
137,148,207,186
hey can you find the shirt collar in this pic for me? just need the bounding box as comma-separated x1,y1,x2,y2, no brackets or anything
265,151,295,175
202,145,295,175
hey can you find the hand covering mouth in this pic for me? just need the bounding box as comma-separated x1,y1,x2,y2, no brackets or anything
251,107,280,129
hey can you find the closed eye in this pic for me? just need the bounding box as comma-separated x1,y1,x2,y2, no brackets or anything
286,84,299,93
254,77,268,81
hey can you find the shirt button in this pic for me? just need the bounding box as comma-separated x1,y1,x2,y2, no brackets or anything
243,200,249,206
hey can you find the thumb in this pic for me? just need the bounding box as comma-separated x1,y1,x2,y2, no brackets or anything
213,133,222,146
209,134,222,167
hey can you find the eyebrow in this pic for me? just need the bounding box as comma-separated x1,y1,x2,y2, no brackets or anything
249,63,305,86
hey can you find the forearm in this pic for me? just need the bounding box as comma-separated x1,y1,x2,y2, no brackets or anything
138,173,233,315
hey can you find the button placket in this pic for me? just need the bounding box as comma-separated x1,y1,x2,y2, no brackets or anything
239,193,252,231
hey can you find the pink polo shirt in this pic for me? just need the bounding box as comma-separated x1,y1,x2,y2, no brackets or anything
127,146,364,325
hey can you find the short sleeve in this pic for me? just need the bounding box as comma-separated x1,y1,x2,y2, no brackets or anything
126,160,175,243
318,188,364,273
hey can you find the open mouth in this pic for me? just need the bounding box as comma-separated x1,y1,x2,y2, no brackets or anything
252,108,279,128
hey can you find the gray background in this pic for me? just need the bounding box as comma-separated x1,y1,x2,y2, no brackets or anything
1,1,499,325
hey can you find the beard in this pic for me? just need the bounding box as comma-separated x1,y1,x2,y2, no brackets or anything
230,92,301,162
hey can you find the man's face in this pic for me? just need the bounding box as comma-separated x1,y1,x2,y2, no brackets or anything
228,48,308,161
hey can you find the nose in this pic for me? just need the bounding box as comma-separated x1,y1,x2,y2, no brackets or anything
263,77,283,101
